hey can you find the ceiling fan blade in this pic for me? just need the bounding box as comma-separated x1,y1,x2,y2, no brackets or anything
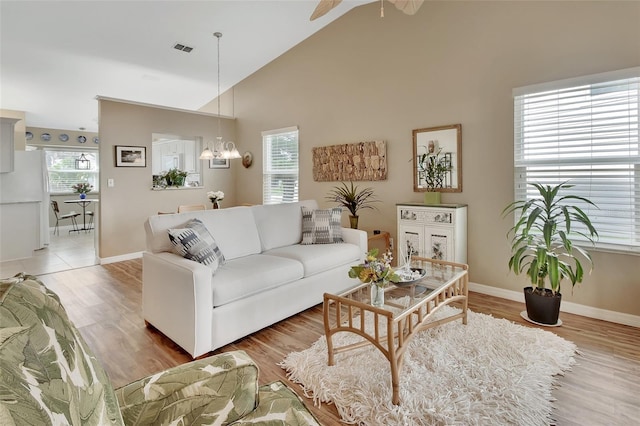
310,0,343,21
388,0,425,15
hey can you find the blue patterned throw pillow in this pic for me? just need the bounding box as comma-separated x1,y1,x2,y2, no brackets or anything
168,218,225,270
301,207,343,245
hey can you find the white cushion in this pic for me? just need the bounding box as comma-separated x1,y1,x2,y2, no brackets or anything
197,207,262,260
251,200,318,251
265,242,361,277
211,254,304,307
146,207,262,260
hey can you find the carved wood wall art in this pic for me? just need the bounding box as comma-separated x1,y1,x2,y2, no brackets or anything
312,140,387,181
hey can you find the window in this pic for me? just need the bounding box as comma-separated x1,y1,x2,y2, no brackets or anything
513,67,640,253
263,126,299,204
42,148,99,193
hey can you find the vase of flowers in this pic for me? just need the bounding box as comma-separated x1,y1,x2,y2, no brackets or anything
349,248,400,307
72,182,93,199
207,190,224,209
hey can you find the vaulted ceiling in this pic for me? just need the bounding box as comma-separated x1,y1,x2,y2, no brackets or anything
0,1,372,132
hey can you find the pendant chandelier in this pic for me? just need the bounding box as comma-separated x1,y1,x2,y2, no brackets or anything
75,153,90,170
200,32,241,160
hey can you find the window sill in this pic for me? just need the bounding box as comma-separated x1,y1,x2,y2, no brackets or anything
151,186,204,191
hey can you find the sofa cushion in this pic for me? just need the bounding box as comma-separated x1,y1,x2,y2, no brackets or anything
211,254,304,307
265,242,360,277
116,351,260,425
197,207,263,260
252,200,319,251
146,207,262,260
301,207,343,245
168,218,225,270
0,274,124,425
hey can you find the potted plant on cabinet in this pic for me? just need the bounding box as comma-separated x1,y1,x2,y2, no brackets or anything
417,148,452,204
326,181,379,229
502,181,598,326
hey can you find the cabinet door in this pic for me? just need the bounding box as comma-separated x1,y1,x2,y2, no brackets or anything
423,227,454,261
397,224,424,265
183,140,196,172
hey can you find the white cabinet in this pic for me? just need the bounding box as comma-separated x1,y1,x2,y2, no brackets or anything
396,203,467,264
0,117,20,173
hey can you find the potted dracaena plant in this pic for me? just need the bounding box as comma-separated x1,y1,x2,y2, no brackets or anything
326,181,379,229
502,181,598,325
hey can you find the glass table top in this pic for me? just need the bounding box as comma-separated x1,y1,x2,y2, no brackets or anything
337,259,467,316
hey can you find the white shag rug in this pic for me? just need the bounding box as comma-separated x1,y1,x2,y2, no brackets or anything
279,306,577,425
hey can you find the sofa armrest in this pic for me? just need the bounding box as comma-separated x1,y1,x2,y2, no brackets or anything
142,251,214,358
115,350,259,426
341,227,367,261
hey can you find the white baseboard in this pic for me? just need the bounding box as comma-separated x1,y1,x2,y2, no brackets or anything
469,281,640,328
99,251,143,265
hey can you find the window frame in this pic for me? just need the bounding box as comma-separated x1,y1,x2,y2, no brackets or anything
262,126,299,205
512,67,640,254
39,147,100,195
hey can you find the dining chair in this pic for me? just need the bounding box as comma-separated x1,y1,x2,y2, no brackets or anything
51,200,80,235
85,210,94,229
177,204,206,213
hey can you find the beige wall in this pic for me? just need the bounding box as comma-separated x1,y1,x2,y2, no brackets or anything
226,1,640,316
98,99,236,258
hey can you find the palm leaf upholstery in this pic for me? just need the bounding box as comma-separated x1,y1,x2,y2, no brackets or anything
0,274,319,425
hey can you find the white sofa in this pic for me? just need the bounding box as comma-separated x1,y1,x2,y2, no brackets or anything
143,200,367,358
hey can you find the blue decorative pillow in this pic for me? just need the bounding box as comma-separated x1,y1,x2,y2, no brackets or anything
301,207,343,245
168,219,225,270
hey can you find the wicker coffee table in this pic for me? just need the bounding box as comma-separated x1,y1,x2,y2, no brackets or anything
323,256,469,405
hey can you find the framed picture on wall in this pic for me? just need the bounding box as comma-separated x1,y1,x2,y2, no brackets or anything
115,145,146,167
209,158,229,169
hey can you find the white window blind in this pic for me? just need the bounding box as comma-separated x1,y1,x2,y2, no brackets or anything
513,67,640,253
43,148,100,194
262,126,299,205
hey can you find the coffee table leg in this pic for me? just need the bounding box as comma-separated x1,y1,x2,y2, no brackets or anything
390,356,401,405
323,296,335,366
326,334,335,366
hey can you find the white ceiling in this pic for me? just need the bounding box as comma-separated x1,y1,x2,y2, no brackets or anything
0,0,372,133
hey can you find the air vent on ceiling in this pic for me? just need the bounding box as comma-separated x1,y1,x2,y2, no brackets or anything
173,43,193,53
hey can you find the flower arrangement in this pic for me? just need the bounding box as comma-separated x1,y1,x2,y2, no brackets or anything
349,248,400,288
71,182,93,194
207,190,224,203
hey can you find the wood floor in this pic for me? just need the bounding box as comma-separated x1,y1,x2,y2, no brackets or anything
36,259,639,425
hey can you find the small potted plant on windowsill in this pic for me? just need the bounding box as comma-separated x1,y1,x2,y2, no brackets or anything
326,181,379,229
163,168,188,188
502,181,598,326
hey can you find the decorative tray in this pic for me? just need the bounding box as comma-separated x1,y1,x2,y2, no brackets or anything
393,267,426,286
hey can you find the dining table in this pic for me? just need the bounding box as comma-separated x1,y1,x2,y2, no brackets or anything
64,198,98,233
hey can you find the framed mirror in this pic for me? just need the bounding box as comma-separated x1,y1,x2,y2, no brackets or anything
413,124,462,193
